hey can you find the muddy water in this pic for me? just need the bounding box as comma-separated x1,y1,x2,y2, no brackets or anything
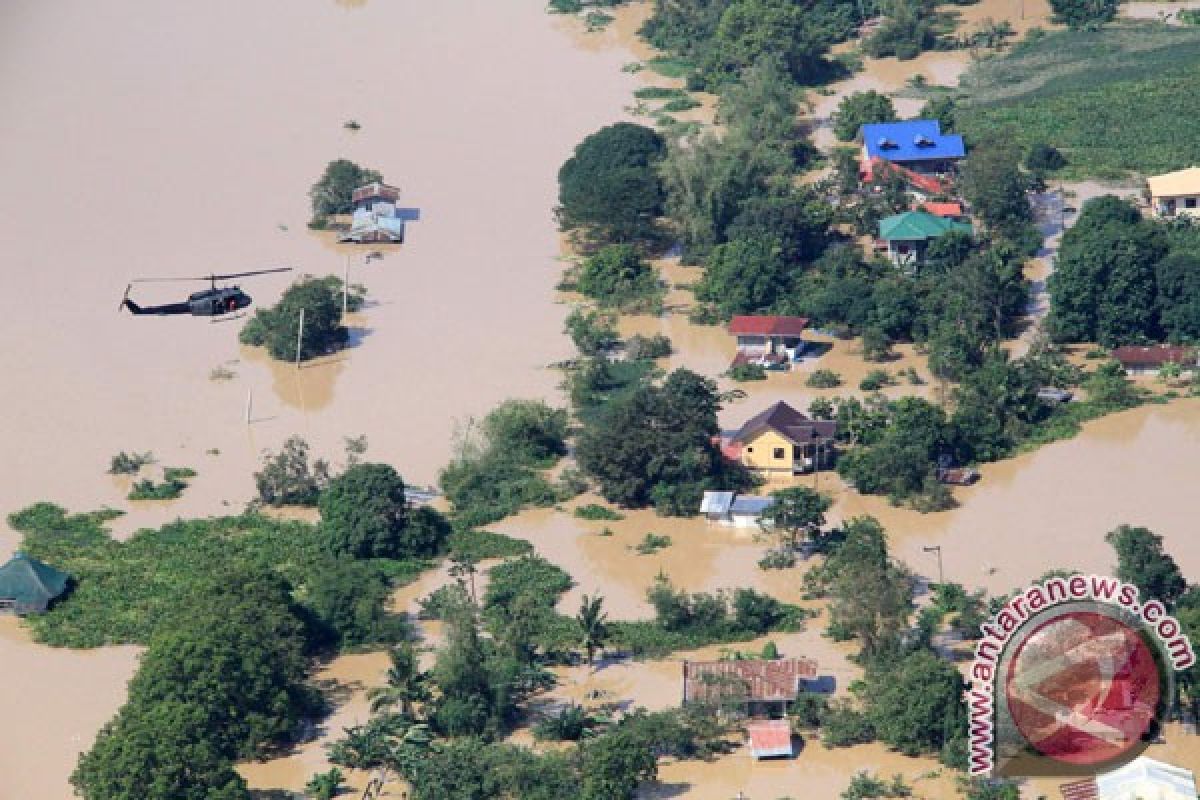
0,618,141,800
0,1,646,797
0,0,644,558
834,399,1200,595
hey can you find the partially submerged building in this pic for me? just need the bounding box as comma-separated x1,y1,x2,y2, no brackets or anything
1111,345,1198,376
1147,166,1200,219
698,491,774,529
745,719,794,760
0,553,70,615
723,401,837,476
682,657,818,717
728,315,810,370
339,182,406,243
878,210,973,268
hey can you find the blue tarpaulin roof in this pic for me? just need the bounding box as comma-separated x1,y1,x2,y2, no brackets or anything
862,120,965,163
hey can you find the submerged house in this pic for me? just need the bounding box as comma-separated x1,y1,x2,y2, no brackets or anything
861,119,965,176
1111,345,1198,376
1059,756,1197,800
728,315,809,369
339,181,406,243
723,401,837,476
0,553,70,615
699,491,774,529
682,657,818,718
746,719,794,760
879,210,973,268
1147,166,1200,219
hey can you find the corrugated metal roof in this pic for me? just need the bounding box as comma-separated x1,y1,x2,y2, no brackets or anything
700,491,734,514
731,496,774,515
862,120,965,162
0,554,70,607
1111,345,1196,367
1147,166,1200,199
879,210,973,241
731,401,837,447
747,720,794,759
683,658,817,704
728,315,809,337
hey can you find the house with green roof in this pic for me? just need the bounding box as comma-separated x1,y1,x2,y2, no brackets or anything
0,553,71,615
878,210,972,268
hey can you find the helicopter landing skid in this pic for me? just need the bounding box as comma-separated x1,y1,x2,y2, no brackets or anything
211,312,248,324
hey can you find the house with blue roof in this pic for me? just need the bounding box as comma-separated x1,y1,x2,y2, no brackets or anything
861,119,964,175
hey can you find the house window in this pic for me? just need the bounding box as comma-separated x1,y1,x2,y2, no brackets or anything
773,448,785,459
1187,197,1198,209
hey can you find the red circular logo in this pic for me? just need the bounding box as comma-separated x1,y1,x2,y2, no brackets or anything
1004,611,1161,766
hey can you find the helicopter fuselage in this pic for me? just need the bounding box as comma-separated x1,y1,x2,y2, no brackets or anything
185,286,252,316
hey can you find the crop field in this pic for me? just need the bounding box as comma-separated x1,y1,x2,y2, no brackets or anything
957,24,1200,177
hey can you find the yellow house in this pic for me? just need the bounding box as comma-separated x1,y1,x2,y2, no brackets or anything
726,401,837,476
1147,166,1200,219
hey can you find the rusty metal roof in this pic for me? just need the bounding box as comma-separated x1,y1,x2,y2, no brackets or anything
683,658,817,704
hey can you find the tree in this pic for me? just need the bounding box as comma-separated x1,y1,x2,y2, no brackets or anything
725,187,832,266
565,307,620,356
831,91,897,142
1105,525,1186,607
368,643,429,717
579,728,659,800
575,369,741,513
557,122,666,243
239,276,358,362
863,649,966,755
958,138,1036,246
309,159,382,221
320,463,449,560
577,594,610,665
1049,0,1119,29
72,702,251,800
1047,195,1167,345
920,94,957,131
761,486,831,549
695,233,791,315
576,244,662,311
705,0,831,84
1155,252,1200,341
865,0,938,60
253,435,331,506
1025,143,1067,172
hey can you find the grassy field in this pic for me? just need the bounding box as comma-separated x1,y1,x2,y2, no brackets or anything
957,24,1200,178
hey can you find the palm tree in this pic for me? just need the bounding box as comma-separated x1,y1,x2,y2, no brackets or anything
576,594,609,666
367,643,429,717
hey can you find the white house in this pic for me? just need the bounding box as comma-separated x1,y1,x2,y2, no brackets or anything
1148,166,1200,219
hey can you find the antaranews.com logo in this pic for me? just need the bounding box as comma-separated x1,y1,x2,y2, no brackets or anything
967,574,1195,778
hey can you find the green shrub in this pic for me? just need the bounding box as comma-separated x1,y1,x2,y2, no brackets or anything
806,369,842,388
728,363,767,382
128,467,195,501
108,451,154,475
573,503,625,521
859,370,893,391
634,533,672,554
625,333,672,360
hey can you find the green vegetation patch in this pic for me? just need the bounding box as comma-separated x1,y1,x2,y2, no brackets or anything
958,25,1200,177
127,467,196,501
8,503,422,649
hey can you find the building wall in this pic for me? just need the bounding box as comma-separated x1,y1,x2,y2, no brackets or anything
1153,193,1200,219
741,430,797,473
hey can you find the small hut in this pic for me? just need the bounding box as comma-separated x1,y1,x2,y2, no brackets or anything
0,553,70,615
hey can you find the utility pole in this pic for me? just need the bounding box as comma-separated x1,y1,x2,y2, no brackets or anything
923,545,945,585
244,387,253,425
343,254,350,316
295,307,305,369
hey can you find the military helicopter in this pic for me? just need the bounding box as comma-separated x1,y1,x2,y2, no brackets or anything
120,268,292,318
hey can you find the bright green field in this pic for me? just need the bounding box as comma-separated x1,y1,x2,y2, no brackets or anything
957,24,1200,178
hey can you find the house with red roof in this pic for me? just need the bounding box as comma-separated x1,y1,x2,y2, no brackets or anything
1111,345,1198,376
728,315,809,370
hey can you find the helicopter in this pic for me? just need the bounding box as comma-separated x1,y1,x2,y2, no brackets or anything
120,268,292,317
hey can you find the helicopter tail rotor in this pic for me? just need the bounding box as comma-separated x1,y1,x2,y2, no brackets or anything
118,284,131,313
